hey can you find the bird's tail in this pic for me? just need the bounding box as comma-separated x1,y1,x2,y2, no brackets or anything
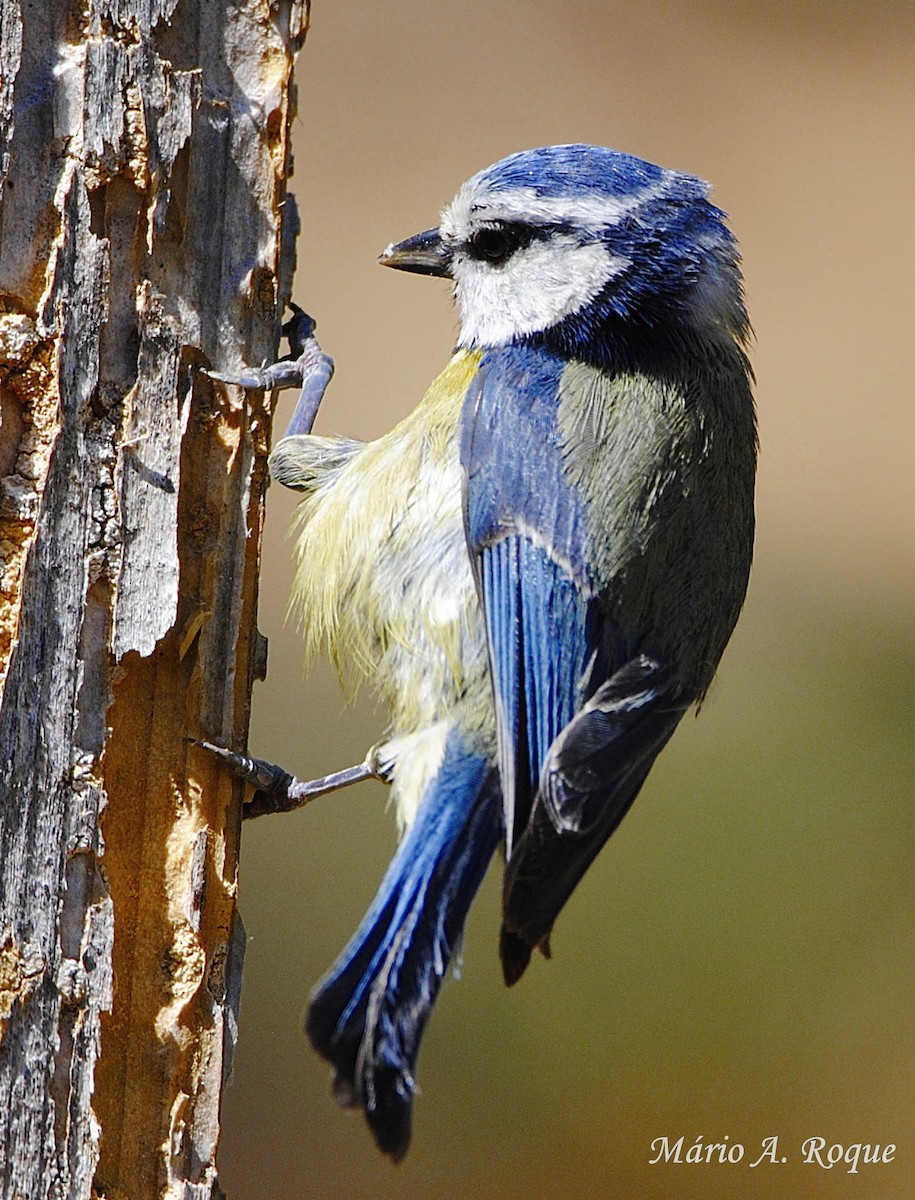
306,733,501,1161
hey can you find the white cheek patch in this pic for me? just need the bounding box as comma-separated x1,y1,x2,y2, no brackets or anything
454,236,627,348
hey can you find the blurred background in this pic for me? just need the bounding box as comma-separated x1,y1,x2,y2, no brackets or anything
219,3,915,1196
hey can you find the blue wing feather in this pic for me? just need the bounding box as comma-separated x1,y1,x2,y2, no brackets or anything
462,347,596,853
524,538,593,768
516,537,589,802
479,538,524,844
479,537,590,851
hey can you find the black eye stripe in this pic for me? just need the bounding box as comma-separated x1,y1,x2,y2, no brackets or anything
465,222,540,265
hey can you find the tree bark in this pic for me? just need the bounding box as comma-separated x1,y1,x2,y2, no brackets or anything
0,2,308,1197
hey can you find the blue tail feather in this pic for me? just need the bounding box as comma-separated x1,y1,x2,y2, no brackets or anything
306,733,501,1160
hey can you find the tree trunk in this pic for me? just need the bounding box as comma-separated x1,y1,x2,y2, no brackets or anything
0,2,308,1197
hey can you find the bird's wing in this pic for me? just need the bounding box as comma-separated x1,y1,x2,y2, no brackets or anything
499,653,687,983
460,347,690,983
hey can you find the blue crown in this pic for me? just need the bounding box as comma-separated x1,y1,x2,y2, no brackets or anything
473,143,693,204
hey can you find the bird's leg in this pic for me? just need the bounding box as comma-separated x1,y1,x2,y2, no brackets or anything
207,303,335,438
202,306,345,815
193,740,387,820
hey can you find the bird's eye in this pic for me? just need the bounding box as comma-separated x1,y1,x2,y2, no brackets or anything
467,224,528,265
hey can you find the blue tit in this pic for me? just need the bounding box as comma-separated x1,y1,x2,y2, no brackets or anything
250,145,756,1159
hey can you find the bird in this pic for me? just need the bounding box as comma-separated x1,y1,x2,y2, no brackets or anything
211,144,756,1161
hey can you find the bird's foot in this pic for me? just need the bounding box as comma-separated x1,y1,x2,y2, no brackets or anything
192,738,380,819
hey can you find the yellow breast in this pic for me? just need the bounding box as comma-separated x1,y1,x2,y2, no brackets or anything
282,348,493,826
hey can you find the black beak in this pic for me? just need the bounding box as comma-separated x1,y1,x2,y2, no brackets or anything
378,228,452,278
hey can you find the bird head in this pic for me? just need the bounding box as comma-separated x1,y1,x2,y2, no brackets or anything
380,144,748,368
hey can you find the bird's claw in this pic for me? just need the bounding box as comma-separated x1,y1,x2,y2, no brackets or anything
193,737,382,820
207,305,334,437
192,738,293,794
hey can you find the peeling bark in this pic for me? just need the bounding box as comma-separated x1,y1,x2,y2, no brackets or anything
0,3,309,1197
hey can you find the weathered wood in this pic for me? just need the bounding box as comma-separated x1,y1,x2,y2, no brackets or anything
0,2,309,1197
